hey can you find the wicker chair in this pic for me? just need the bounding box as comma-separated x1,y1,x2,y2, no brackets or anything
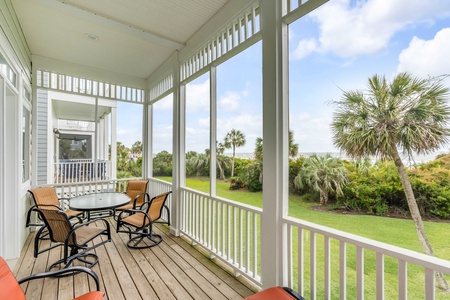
114,180,149,218
36,205,111,272
26,187,85,258
116,191,171,249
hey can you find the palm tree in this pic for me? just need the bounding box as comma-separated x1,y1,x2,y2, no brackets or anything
216,142,230,181
289,130,299,158
224,129,246,177
294,154,348,205
254,130,298,162
254,137,263,162
331,72,450,290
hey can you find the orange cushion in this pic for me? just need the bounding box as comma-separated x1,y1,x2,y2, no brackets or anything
73,291,104,300
244,287,297,300
0,257,26,300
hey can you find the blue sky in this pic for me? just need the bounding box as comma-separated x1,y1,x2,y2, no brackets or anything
119,0,450,160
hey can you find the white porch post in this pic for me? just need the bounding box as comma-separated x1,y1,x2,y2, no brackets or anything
210,65,217,197
260,0,289,288
171,52,185,236
111,106,117,179
142,98,152,179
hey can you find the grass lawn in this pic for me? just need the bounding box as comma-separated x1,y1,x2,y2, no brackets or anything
158,176,450,298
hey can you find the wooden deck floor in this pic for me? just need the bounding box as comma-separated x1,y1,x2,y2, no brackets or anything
13,219,255,299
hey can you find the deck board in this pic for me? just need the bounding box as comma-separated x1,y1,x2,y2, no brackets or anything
14,218,255,299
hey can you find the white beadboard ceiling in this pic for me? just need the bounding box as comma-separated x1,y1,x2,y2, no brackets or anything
11,0,231,80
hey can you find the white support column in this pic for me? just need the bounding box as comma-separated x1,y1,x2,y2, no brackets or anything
98,117,104,159
103,115,109,160
0,79,21,259
210,65,217,197
142,99,152,179
171,51,185,236
0,77,5,258
111,106,117,179
260,0,289,288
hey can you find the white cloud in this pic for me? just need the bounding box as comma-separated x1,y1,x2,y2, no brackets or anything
291,0,450,60
397,27,450,78
290,112,335,153
218,89,249,111
186,79,210,112
291,38,317,60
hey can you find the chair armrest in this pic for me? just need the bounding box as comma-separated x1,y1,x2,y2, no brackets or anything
18,266,101,291
26,205,42,227
131,192,150,209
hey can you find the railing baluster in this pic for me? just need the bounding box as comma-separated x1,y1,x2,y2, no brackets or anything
339,241,346,300
298,228,304,296
324,236,331,299
310,231,317,300
376,253,384,300
356,246,364,300
398,259,407,300
424,268,435,300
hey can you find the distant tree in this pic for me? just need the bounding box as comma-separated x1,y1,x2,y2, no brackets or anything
254,137,263,162
153,150,173,176
289,130,299,158
224,129,246,177
131,141,142,155
116,142,130,171
294,154,348,205
331,72,450,290
254,130,298,162
215,142,230,181
187,151,208,176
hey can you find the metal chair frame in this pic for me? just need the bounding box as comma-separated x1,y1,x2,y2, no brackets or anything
35,204,111,273
116,191,171,249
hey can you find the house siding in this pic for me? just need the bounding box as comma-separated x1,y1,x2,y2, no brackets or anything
36,89,48,185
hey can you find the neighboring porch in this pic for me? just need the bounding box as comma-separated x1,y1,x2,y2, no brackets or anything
14,221,255,300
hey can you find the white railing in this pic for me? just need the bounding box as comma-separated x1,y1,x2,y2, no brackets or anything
53,160,112,184
284,216,450,300
179,187,262,286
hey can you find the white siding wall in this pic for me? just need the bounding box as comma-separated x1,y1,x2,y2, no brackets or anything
36,89,49,185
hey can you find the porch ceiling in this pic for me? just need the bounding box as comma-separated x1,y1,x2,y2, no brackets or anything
53,99,111,122
11,0,230,79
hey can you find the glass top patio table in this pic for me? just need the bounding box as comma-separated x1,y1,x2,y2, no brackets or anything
70,192,131,220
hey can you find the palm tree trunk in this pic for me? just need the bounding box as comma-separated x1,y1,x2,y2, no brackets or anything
217,160,226,181
319,188,328,206
391,148,449,291
231,146,236,177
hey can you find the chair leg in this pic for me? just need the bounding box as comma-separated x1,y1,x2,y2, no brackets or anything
46,251,99,276
126,226,163,249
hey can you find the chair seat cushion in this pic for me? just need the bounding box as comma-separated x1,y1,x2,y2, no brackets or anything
244,287,298,300
72,226,107,245
0,258,26,300
73,291,104,300
66,209,84,218
122,213,149,227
